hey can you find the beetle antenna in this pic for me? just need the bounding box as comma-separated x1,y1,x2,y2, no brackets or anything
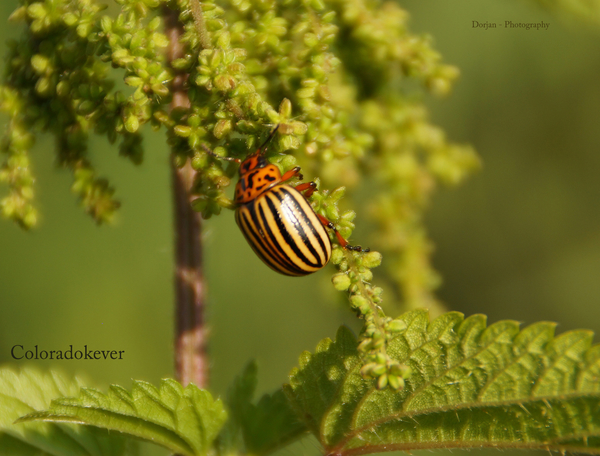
258,124,280,154
200,143,241,163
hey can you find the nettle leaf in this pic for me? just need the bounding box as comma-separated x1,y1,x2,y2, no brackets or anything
285,309,600,456
0,367,134,456
18,376,227,456
224,362,307,455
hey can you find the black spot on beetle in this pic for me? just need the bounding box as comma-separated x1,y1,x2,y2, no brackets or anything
247,170,259,189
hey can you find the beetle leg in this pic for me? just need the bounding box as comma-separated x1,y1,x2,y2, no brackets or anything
295,181,317,197
280,166,303,183
316,214,370,252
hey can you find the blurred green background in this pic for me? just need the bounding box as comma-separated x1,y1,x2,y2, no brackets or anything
1,1,600,455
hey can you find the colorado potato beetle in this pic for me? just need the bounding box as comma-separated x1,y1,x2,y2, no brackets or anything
205,126,368,276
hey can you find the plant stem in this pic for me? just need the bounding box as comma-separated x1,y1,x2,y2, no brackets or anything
163,5,208,389
172,161,208,388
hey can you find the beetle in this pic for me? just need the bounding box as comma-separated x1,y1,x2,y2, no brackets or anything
204,125,368,276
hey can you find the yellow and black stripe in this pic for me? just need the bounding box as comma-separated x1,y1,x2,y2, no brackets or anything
235,185,332,276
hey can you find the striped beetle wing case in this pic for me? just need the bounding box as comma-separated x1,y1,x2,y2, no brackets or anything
235,185,332,276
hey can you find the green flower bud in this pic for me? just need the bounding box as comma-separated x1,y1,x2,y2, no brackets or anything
23,208,38,229
360,363,377,378
297,87,315,99
301,78,319,88
151,83,169,97
357,338,374,353
340,210,355,221
387,374,404,390
374,353,387,365
27,3,46,19
360,269,373,282
214,74,236,91
290,121,307,135
125,115,140,133
30,54,50,75
191,154,208,170
266,108,279,123
214,119,232,139
125,76,143,87
210,146,227,159
322,11,336,22
332,273,351,291
279,98,292,118
148,17,160,31
112,48,129,61
325,204,339,221
386,319,407,333
153,110,170,125
331,248,344,265
191,196,208,212
372,363,388,377
174,125,192,137
350,295,368,311
63,12,78,27
172,57,191,72
361,251,382,268
152,33,169,48
376,374,388,390
279,155,297,170
195,75,210,87
227,62,245,74
77,100,96,115
8,6,27,22
216,31,231,48
210,50,222,67
76,23,92,38
280,134,299,150
35,77,52,97
303,33,319,48
372,337,385,349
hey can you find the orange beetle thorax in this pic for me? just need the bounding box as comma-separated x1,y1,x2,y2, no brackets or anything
235,153,282,204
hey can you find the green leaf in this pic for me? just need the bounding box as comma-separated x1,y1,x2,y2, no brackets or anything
0,367,134,456
18,377,227,456
285,310,600,455
223,362,307,455
244,388,307,454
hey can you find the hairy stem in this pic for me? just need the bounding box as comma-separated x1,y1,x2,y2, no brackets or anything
163,5,208,388
190,0,211,50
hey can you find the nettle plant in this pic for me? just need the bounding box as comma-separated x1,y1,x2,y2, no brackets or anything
2,0,600,455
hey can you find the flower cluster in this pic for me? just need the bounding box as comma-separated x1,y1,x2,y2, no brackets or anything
1,0,479,388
